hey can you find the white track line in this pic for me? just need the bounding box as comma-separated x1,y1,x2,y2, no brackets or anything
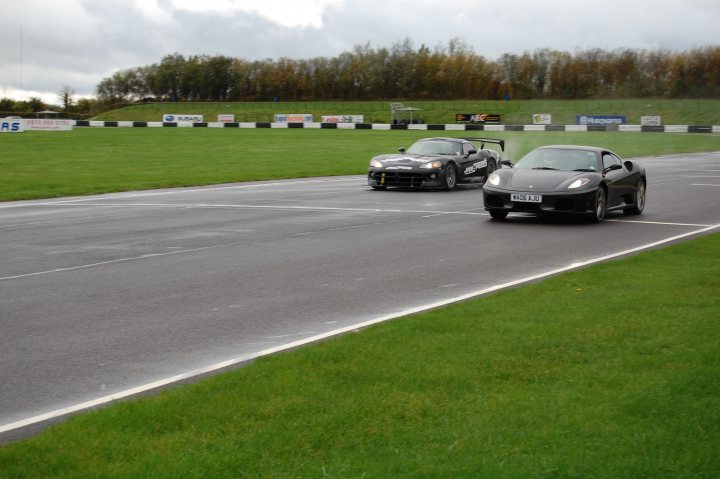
0,177,365,209
3,201,715,227
0,244,228,282
1,223,718,435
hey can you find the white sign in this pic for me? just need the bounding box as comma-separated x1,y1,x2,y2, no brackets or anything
23,119,73,131
321,115,364,124
641,116,662,126
218,114,235,123
0,118,24,132
274,114,313,123
532,114,552,125
163,114,203,122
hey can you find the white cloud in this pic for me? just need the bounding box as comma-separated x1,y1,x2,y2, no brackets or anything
0,0,717,102
169,0,343,28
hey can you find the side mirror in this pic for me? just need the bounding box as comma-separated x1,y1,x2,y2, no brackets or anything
398,147,406,153
500,160,514,168
467,149,478,156
624,160,634,172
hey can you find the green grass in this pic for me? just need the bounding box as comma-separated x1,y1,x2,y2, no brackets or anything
2,128,720,201
1,233,718,478
94,99,720,125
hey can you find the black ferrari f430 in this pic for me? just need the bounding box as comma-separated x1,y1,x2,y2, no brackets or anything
483,145,647,223
368,137,504,190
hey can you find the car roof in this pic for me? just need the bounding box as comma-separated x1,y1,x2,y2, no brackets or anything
416,137,467,144
535,145,608,154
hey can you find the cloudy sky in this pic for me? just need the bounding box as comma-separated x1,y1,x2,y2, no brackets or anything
1,0,718,104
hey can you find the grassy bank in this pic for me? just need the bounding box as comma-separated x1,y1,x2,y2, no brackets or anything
92,99,720,125
2,128,720,201
1,232,718,478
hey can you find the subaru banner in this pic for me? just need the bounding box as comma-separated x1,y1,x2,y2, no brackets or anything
164,114,203,122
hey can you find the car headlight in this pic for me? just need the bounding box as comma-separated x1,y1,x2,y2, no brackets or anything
487,172,501,186
370,159,383,168
568,178,591,189
419,161,442,169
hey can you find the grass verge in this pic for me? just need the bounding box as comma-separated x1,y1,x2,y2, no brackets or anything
2,128,719,201
1,233,718,478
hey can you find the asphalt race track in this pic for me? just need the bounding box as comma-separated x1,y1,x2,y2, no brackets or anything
1,151,719,441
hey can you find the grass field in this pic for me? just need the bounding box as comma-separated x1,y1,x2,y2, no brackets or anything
2,128,720,201
92,99,720,125
0,232,718,478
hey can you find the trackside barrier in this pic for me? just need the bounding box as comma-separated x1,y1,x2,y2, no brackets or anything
70,121,720,133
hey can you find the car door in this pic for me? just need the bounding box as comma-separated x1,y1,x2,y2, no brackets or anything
602,152,631,207
458,142,486,181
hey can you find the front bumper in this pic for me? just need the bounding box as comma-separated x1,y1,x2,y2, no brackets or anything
483,186,599,215
368,168,444,188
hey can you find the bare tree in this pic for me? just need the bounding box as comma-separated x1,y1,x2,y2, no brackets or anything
58,85,76,111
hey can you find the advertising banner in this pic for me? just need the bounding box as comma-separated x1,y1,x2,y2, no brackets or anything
0,118,24,132
455,113,501,123
532,114,552,125
641,116,662,126
576,115,626,125
23,119,73,131
218,114,235,123
274,114,313,123
163,114,203,122
321,115,364,123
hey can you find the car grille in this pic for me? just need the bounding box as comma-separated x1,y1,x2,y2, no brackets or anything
372,172,427,187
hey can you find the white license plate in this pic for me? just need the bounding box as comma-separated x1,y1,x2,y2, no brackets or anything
511,193,542,203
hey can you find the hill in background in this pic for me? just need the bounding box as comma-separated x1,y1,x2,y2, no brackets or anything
93,99,720,125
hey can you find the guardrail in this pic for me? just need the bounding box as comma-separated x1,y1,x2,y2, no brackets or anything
72,120,720,133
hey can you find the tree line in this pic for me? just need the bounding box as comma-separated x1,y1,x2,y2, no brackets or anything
95,39,720,103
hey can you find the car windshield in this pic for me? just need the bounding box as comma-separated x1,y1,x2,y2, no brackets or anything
514,148,598,171
406,140,460,156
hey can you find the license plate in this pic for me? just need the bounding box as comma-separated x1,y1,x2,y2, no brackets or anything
511,193,542,203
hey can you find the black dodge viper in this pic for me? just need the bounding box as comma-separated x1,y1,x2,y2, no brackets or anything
483,145,646,222
368,137,504,190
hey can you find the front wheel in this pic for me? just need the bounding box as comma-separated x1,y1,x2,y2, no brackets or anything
589,188,607,223
624,180,645,215
443,164,457,190
485,160,496,180
371,185,387,191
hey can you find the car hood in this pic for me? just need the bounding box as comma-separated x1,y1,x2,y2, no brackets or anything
508,169,592,190
373,154,446,165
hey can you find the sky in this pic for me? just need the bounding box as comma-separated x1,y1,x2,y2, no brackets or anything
1,0,718,105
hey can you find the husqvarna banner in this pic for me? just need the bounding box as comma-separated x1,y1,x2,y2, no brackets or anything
576,115,626,125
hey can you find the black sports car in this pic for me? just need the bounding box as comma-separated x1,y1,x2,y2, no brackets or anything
368,137,504,190
483,145,646,222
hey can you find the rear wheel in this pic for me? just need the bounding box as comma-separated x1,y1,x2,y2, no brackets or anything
444,164,457,190
489,210,508,220
589,188,607,223
624,180,645,215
